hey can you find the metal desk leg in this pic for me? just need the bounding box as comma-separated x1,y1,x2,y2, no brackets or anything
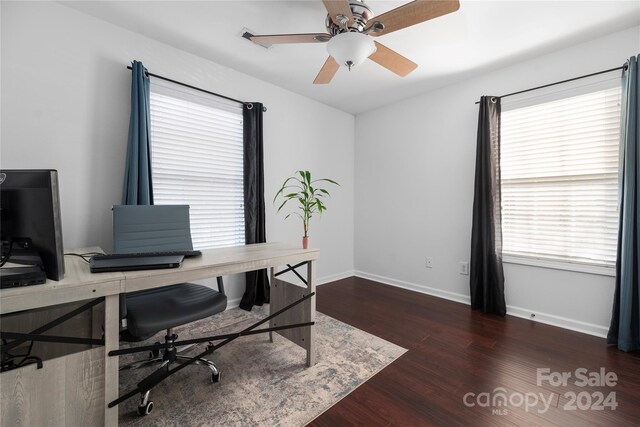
104,294,119,426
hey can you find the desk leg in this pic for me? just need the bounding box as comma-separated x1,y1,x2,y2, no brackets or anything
269,261,316,367
306,260,316,367
104,294,119,426
269,266,275,343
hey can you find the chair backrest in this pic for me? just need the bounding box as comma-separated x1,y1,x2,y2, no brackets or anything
112,205,194,253
113,204,195,323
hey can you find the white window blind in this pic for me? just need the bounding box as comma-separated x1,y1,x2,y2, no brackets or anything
500,83,621,267
149,78,245,249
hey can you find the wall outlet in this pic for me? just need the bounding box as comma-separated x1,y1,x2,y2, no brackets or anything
459,261,469,275
426,257,433,268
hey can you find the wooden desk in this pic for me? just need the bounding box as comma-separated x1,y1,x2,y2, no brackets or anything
1,242,319,426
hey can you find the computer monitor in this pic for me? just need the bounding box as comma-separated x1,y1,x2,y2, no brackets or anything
0,169,65,281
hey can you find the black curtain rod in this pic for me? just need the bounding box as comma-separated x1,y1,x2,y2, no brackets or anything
475,63,628,105
126,65,267,112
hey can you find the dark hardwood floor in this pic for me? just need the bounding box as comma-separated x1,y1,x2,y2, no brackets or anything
310,277,640,427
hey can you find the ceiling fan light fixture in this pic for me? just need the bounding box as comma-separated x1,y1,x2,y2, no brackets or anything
326,32,376,71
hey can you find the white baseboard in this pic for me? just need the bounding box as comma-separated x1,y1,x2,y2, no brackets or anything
354,270,471,305
227,297,242,309
317,270,355,286
224,270,354,310
353,270,608,339
506,305,608,338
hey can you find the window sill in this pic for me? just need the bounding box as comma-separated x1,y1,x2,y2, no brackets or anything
502,255,615,277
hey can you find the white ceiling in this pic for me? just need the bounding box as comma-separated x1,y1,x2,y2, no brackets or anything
61,0,640,114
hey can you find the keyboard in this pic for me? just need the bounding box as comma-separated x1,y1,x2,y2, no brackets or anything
91,250,202,261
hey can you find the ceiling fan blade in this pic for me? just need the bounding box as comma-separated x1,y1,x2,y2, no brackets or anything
313,56,340,84
369,42,417,77
250,33,332,45
370,0,460,37
322,0,354,26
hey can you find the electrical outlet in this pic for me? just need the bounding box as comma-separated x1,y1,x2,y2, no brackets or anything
426,257,433,268
459,261,469,275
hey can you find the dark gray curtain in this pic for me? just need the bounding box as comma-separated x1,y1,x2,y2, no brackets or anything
470,96,506,316
122,60,153,205
608,55,639,352
240,102,270,311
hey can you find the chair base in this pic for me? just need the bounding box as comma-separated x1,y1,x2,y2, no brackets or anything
119,329,220,416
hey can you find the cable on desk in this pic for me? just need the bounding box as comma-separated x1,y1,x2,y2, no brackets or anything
1,338,41,371
64,252,100,264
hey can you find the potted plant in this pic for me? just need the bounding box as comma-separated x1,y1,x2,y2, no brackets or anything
274,170,339,249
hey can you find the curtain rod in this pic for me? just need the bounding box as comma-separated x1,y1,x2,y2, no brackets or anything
126,65,267,112
474,63,628,105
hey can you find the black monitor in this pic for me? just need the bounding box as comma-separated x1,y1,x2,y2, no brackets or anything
0,169,65,281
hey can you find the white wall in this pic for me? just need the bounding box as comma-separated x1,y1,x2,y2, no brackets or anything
355,26,639,337
2,1,635,335
0,1,355,304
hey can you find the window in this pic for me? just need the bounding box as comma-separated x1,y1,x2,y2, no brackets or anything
149,78,245,249
500,79,621,269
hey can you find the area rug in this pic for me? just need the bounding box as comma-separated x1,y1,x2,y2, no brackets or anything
118,305,406,426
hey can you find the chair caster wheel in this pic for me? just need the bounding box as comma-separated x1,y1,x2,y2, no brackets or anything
211,372,221,383
137,401,153,416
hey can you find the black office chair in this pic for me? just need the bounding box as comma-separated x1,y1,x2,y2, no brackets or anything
113,205,227,416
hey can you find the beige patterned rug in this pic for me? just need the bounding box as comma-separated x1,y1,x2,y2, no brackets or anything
118,305,406,426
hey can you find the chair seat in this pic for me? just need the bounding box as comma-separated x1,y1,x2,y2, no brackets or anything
125,283,227,338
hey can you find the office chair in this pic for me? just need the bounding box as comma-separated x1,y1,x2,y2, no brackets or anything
113,205,227,417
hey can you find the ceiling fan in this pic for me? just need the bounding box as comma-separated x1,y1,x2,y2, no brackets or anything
248,0,460,84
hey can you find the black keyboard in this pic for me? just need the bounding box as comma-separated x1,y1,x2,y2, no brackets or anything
92,250,202,261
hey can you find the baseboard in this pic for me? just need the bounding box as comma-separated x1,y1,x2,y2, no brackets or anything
354,270,471,305
227,297,242,309
224,270,354,310
353,270,609,339
317,270,355,286
506,305,608,338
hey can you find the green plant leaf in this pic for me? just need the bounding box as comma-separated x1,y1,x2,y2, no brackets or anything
313,178,340,186
273,188,285,203
274,176,299,203
277,198,291,213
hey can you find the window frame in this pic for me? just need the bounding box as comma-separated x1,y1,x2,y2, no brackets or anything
148,77,246,250
499,73,621,275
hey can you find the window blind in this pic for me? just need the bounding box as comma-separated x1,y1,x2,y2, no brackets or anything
149,78,245,249
500,85,621,267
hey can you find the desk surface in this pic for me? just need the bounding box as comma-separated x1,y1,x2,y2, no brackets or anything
0,242,319,315
123,242,319,292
